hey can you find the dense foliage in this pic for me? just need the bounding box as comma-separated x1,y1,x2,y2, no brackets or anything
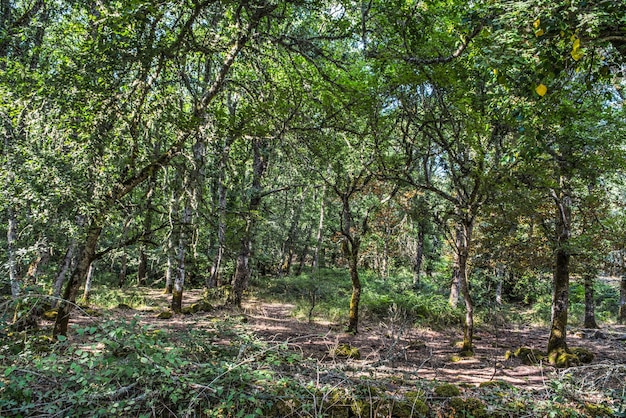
1,0,626,415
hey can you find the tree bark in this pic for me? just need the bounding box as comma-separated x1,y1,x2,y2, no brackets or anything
208,135,232,288
53,222,102,338
25,241,48,285
449,224,463,307
548,248,570,353
164,183,179,295
313,184,326,271
413,221,425,289
164,229,175,295
171,202,191,313
495,265,504,305
118,251,128,288
346,237,362,334
457,220,474,353
229,137,267,307
7,207,20,297
618,272,626,324
547,186,572,356
82,262,95,302
295,226,312,276
583,272,599,329
137,176,155,286
51,244,75,309
231,239,251,308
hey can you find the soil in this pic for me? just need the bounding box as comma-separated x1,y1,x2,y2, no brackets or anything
71,289,626,392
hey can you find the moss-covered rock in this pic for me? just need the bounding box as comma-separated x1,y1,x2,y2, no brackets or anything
508,347,546,365
434,383,460,397
448,397,487,418
458,349,474,358
395,392,429,417
584,402,614,417
42,309,58,320
548,348,580,368
570,347,594,364
330,343,361,360
181,301,213,315
82,308,101,316
156,310,173,319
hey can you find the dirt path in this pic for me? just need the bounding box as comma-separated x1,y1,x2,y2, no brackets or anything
71,289,626,391
241,300,626,390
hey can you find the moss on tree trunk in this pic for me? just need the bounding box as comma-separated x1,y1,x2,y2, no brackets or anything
618,273,626,324
347,243,361,334
548,249,570,354
53,223,102,338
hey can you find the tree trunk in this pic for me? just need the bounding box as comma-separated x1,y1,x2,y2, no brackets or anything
51,244,75,309
25,242,48,285
137,176,155,286
295,226,312,276
229,138,267,307
457,220,474,353
171,202,191,313
137,250,148,286
583,272,599,329
53,222,103,338
618,272,626,325
449,224,463,307
231,239,251,308
7,207,20,297
495,265,504,305
82,262,95,303
346,238,362,334
313,184,326,271
547,185,572,356
164,183,179,295
413,221,425,289
207,181,225,288
380,226,390,279
548,248,570,353
118,251,128,288
164,230,175,294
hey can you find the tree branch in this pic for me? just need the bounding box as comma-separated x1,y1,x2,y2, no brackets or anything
404,23,484,65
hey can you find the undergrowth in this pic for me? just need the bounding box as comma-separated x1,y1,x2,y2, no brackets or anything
2,314,623,417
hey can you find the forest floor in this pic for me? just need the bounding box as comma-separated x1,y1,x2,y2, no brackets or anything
78,288,626,393
7,286,623,417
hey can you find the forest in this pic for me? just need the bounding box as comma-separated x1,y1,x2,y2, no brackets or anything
1,0,626,416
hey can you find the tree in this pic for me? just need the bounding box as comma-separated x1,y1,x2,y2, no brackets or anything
46,0,277,337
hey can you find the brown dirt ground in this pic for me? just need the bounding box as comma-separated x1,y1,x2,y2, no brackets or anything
68,289,626,392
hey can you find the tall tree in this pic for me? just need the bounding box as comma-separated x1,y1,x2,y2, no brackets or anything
48,0,277,337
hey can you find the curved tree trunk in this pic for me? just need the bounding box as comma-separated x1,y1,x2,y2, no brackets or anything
53,223,103,338
51,244,75,309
